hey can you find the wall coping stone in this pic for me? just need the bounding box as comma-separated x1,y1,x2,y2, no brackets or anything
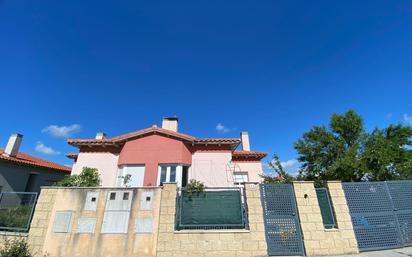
40,186,162,189
0,231,28,237
324,228,340,232
174,229,250,234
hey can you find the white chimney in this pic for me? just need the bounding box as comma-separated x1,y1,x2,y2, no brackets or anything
4,133,23,157
162,117,178,132
95,132,106,139
241,131,250,151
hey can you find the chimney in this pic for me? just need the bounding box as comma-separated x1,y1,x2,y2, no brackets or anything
162,117,178,132
4,133,23,157
241,131,250,151
95,132,107,139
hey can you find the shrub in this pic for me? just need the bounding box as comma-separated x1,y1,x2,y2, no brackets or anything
185,179,205,199
55,167,101,187
0,238,32,257
0,205,32,230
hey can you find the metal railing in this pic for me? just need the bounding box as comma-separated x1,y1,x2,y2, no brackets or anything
0,192,38,232
175,187,248,230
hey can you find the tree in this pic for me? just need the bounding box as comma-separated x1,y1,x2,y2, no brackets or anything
260,154,295,183
56,167,101,187
295,110,412,183
362,125,412,180
295,110,364,182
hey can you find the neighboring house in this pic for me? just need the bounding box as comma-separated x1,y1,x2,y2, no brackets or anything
0,134,71,193
67,117,267,187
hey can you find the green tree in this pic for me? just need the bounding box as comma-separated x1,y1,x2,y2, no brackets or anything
295,110,364,182
260,154,295,183
362,124,412,180
295,110,412,183
56,167,101,187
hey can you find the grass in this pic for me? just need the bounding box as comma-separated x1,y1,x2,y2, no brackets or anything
0,205,32,231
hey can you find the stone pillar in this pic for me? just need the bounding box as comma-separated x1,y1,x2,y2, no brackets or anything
28,188,57,256
243,182,267,256
293,181,358,256
156,182,178,257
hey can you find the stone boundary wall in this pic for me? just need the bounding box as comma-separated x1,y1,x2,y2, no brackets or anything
293,181,358,256
156,182,267,257
27,187,161,257
15,181,362,257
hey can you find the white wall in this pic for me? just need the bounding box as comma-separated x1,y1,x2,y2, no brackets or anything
190,152,233,187
71,153,119,187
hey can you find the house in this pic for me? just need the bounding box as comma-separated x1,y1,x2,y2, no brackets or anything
0,133,71,192
67,117,267,187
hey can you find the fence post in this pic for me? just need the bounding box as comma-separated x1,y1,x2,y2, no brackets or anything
293,181,359,256
244,182,267,255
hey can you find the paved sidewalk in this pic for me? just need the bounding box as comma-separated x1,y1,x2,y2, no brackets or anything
281,247,412,257
327,246,412,257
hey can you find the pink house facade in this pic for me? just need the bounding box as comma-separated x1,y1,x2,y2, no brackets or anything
67,118,267,187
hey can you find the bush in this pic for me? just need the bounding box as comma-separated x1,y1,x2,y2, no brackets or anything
0,239,32,257
55,167,101,187
185,179,205,199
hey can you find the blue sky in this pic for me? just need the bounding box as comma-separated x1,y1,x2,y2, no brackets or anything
0,0,411,173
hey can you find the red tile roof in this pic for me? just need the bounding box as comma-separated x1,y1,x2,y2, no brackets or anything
66,153,78,159
232,150,268,159
0,149,71,172
68,126,241,149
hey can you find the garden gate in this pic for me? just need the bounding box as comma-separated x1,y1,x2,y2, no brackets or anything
260,184,305,256
343,181,412,251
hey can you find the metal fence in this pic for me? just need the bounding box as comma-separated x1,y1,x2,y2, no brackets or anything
175,187,248,230
343,180,412,251
260,183,305,256
0,192,38,232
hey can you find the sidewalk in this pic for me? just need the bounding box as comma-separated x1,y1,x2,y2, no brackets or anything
327,246,412,257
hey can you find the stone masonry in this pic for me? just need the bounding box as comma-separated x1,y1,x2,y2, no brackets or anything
293,181,359,256
27,188,57,256
156,182,267,257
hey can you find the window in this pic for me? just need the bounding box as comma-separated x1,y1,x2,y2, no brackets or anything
233,172,249,186
157,165,181,186
160,166,167,184
109,192,116,200
316,188,337,229
170,166,176,182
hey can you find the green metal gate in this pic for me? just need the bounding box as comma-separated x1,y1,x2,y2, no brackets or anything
260,184,305,256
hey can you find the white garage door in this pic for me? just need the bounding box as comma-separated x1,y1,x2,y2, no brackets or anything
119,165,145,187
